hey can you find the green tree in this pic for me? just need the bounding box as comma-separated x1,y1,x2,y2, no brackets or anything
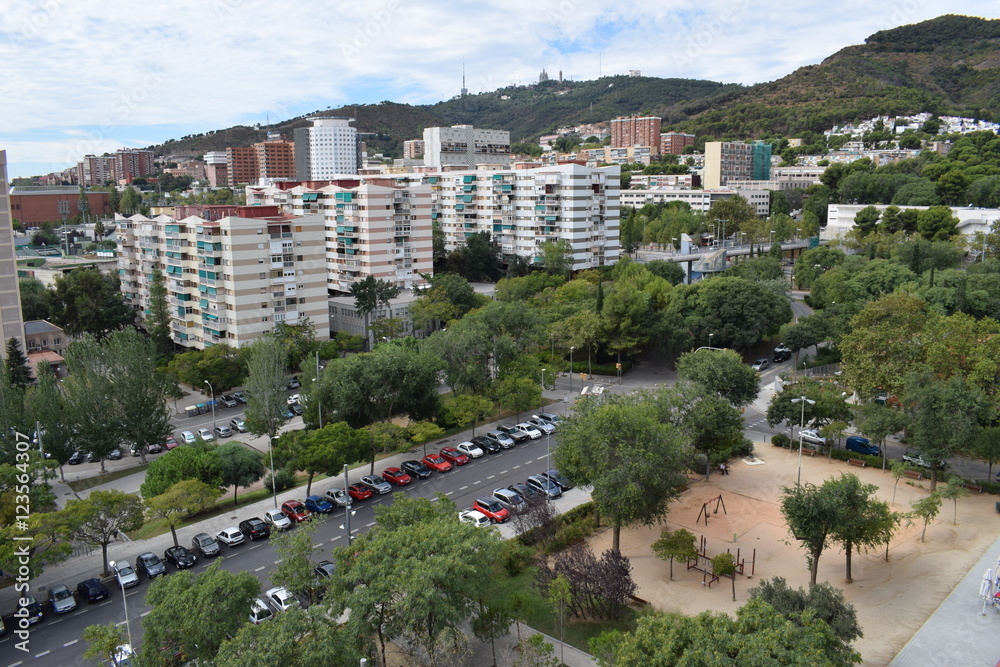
675,347,761,408
25,362,74,478
140,561,260,664
243,336,289,498
445,393,493,437
651,528,698,581
968,426,1000,480
890,459,907,505
910,492,942,543
495,374,541,422
213,607,364,667
146,265,173,359
275,422,363,496
826,473,894,583
748,576,862,646
548,574,573,666
144,479,221,547
270,520,323,603
540,239,575,277
460,231,504,282
140,443,222,499
939,475,969,525
5,338,32,390
82,623,128,667
47,268,134,338
916,205,961,242
62,490,144,574
780,481,842,585
18,277,51,321
108,328,174,463
936,169,970,205
712,551,738,601
409,272,486,331
216,442,265,505
852,402,906,457
408,420,446,459
852,206,881,237
513,634,561,667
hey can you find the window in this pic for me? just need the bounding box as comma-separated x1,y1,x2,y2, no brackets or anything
261,302,268,309
262,316,269,322
298,297,306,304
296,255,303,261
259,273,266,279
258,258,264,264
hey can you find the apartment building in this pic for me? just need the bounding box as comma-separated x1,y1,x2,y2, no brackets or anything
583,146,657,165
0,151,25,355
660,132,695,155
629,174,699,189
204,151,229,187
611,116,661,149
294,117,359,180
253,134,296,180
703,141,772,189
226,147,258,187
76,149,155,186
422,125,511,168
116,211,329,350
403,139,425,160
620,188,770,217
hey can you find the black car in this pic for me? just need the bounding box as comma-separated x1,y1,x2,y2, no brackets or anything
106,448,123,460
472,435,501,454
400,459,433,479
68,451,86,465
773,344,792,363
147,442,163,454
498,423,529,443
76,578,109,603
164,545,198,569
238,517,271,541
136,551,167,579
541,469,574,491
314,560,336,578
510,482,543,504
290,403,304,416
191,532,221,558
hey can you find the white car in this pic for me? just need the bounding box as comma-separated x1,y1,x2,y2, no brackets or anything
798,429,826,446
197,427,215,442
516,422,543,439
181,430,197,444
109,560,139,589
263,509,292,531
527,418,555,435
216,527,245,547
249,598,274,624
264,586,299,613
456,441,484,458
287,394,301,405
324,487,351,508
459,510,492,527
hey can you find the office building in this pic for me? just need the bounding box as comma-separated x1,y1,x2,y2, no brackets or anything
294,117,359,180
422,125,510,168
611,116,661,150
0,151,25,354
703,141,772,189
116,210,329,350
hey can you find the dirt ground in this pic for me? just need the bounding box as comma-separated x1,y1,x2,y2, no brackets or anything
584,443,1000,667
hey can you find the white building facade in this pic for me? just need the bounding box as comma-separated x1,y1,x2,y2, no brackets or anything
294,117,359,179
422,125,511,168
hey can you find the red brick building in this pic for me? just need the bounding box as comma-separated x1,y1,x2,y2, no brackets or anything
9,188,113,227
660,132,696,156
611,116,662,150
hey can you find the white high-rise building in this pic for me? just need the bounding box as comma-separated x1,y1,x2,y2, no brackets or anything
294,117,359,179
423,125,510,168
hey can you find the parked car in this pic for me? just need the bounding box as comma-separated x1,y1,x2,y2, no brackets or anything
249,598,274,624
290,403,304,416
67,450,85,465
485,430,515,449
845,435,880,456
422,454,453,473
181,430,197,444
541,469,574,491
49,583,77,614
472,497,510,523
903,448,944,469
509,482,542,504
773,343,792,362
197,427,215,442
230,417,247,433
214,424,233,438
458,510,492,527
324,487,352,507
347,483,373,501
216,527,245,547
164,435,179,450
219,395,238,408
232,391,247,404
526,418,555,435
91,450,103,462
498,423,529,443
304,495,334,514
146,443,162,454
287,376,301,390
264,586,299,613
439,447,469,466
798,429,826,446
238,517,271,541
493,487,525,513
314,560,337,578
76,578,109,603
263,508,293,531
401,459,433,479
750,358,769,372
136,551,167,579
382,467,412,486
526,474,562,499
163,545,197,569
107,447,123,460
456,441,485,458
18,596,43,624
281,500,311,523
516,422,543,439
472,435,501,454
109,560,139,589
191,532,221,558
534,412,560,425
287,394,301,406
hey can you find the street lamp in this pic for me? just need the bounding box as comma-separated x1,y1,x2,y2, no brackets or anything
204,380,216,432
708,333,714,348
108,561,133,650
569,347,575,393
541,368,546,392
791,396,816,485
340,463,353,546
315,350,323,429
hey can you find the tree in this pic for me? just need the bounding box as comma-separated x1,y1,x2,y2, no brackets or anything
18,277,51,321
555,391,688,554
748,576,862,647
826,473,894,583
460,231,503,282
47,268,134,337
939,475,969,525
146,265,173,359
675,348,760,408
213,607,364,667
852,206,881,237
83,623,128,667
540,239,575,277
275,422,363,495
548,574,572,667
911,492,942,543
472,598,514,667
216,442,265,505
408,420,446,459
63,490,144,574
243,336,289,498
140,561,260,664
25,362,74,479
140,443,222,499
270,520,323,603
512,634,560,667
350,275,384,351
5,338,32,389
767,380,852,437
780,481,841,585
495,374,541,422
664,383,748,480
144,479,221,547
968,426,1000,479
712,551,738,601
852,402,906,459
445,393,493,437
410,273,486,331
652,528,698,581
916,206,960,242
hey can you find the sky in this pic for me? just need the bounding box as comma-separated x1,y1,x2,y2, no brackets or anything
1,1,996,179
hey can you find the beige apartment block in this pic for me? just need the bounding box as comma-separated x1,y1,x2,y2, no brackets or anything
117,212,329,350
0,151,25,355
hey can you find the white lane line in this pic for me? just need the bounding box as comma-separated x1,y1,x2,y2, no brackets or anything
34,651,50,658
500,470,508,474
249,544,261,550
9,660,22,666
74,608,89,615
487,475,495,480
537,456,547,461
274,559,283,565
473,480,482,485
513,465,521,469
63,640,79,647
115,620,127,627
254,566,266,572
459,485,469,490
445,491,454,496
48,618,63,625
99,600,112,606
331,535,342,541
140,611,151,618
365,522,376,527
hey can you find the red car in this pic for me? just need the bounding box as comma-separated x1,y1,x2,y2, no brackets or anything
472,497,510,524
348,483,373,501
382,467,412,486
164,435,179,450
439,447,470,466
422,454,453,473
280,500,311,523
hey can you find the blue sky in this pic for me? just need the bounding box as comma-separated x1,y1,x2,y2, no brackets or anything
1,2,996,178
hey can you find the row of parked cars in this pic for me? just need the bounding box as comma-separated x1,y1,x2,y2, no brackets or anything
459,468,574,526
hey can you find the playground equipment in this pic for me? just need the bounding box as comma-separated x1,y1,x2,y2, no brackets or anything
696,494,727,526
686,534,757,588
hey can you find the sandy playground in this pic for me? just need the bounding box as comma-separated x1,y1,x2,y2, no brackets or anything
584,443,1000,666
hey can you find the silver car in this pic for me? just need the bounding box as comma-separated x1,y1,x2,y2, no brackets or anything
263,509,292,531
110,560,139,589
493,487,525,513
49,583,77,614
526,475,562,499
516,422,543,439
527,417,555,435
485,430,515,449
324,487,351,507
360,474,392,495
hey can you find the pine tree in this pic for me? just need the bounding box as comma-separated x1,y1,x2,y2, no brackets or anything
147,266,173,359
6,337,33,389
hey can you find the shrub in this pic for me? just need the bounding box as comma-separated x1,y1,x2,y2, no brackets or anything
500,540,535,577
732,439,755,458
263,467,296,493
772,433,790,448
560,501,595,525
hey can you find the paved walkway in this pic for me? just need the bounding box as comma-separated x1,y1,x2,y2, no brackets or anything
890,535,1000,667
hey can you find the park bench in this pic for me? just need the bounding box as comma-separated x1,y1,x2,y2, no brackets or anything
847,458,866,468
802,448,818,457
962,482,984,494
902,469,923,481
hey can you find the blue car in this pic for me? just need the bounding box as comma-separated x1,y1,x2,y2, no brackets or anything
304,495,334,514
845,436,880,456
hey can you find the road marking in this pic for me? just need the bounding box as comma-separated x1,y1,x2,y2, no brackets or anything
74,608,88,615
34,651,50,658
249,544,261,550
140,611,151,617
501,470,508,475
513,465,521,469
314,542,324,547
487,475,495,480
99,600,112,607
331,535,342,541
459,485,469,490
274,559,283,564
63,640,78,647
366,521,375,527
116,620,126,627
445,491,454,496
48,618,63,625
537,456,547,461
473,480,482,484
255,566,266,572
8,661,21,666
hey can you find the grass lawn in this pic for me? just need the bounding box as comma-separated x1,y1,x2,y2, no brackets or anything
494,567,639,654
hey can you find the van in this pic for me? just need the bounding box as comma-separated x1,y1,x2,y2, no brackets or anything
845,436,879,456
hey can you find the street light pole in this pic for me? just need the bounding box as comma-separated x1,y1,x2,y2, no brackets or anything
204,380,216,433
316,350,323,429
791,396,816,485
108,561,133,650
342,463,353,546
541,368,546,392
569,347,575,393
708,333,714,349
